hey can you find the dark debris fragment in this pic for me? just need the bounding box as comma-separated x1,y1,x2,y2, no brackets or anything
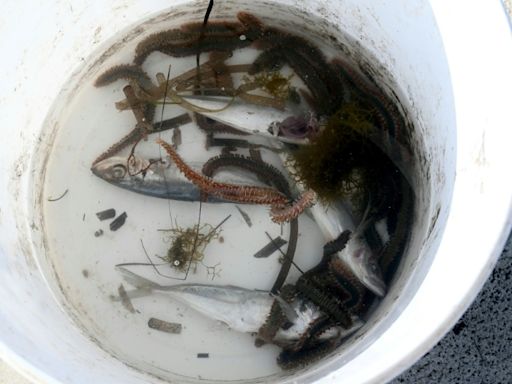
118,284,136,313
452,320,467,336
110,212,127,231
254,236,287,258
236,205,252,227
96,208,116,221
47,189,69,202
148,318,182,334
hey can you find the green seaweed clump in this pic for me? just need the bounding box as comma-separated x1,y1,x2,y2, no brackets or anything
242,71,293,101
160,223,220,273
289,102,398,212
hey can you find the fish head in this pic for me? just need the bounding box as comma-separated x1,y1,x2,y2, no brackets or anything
342,235,387,297
91,156,150,182
91,155,210,201
91,155,166,187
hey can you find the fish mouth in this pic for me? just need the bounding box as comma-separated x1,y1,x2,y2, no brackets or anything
90,158,114,177
90,163,117,181
90,163,102,177
90,157,130,183
363,274,387,297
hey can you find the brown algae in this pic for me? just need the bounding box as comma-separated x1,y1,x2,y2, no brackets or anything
288,102,404,217
160,223,221,273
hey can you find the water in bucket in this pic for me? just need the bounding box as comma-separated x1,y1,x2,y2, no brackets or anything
38,2,415,381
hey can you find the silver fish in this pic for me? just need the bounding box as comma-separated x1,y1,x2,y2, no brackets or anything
91,155,268,203
193,103,309,145
115,267,362,345
311,201,387,297
271,143,387,297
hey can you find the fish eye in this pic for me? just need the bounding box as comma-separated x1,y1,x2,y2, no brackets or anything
173,260,181,266
111,164,127,179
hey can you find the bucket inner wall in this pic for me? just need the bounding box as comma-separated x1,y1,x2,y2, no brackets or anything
0,1,456,383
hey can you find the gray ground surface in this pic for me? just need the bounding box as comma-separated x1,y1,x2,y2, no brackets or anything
390,230,512,384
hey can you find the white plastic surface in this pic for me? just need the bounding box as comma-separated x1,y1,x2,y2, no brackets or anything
0,1,511,384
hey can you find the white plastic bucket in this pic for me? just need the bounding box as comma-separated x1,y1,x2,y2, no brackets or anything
0,1,511,383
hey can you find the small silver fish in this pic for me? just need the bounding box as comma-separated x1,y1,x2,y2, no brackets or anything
311,201,387,297
193,104,309,145
91,155,267,203
116,267,362,345
272,144,387,297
